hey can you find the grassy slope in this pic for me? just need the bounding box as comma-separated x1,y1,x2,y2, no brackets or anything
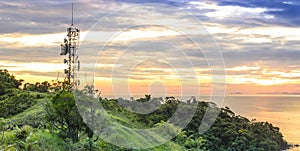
3,93,183,151
6,95,48,128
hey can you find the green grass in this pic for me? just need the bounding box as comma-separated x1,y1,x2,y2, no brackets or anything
0,130,18,145
7,101,46,128
3,94,180,150
30,130,67,151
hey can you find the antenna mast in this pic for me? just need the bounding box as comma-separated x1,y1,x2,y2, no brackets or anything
71,3,74,26
60,3,80,90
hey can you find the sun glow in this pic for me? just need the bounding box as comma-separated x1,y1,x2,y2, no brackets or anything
0,61,64,73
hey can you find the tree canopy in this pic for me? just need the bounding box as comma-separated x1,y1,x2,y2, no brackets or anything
0,70,291,150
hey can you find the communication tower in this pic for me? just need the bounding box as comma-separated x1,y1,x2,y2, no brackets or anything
60,3,80,89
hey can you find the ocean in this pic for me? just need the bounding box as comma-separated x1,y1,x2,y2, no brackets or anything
214,95,300,148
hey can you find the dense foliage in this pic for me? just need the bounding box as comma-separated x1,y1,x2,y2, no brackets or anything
0,70,38,118
0,70,290,150
0,69,23,94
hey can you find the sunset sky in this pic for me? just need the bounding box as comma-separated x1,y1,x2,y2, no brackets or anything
0,0,300,97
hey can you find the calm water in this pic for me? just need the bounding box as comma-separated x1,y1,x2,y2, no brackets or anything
213,95,300,147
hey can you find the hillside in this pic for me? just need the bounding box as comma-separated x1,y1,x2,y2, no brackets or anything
0,70,289,150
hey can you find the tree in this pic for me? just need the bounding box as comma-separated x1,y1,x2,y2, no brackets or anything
76,85,100,139
0,118,5,144
0,70,23,96
45,91,84,142
23,83,36,91
38,81,50,92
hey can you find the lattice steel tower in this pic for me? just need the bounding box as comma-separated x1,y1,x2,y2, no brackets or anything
60,3,80,89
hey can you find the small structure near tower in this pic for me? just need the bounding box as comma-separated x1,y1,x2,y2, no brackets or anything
60,3,80,89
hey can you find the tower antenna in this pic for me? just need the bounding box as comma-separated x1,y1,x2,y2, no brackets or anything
60,3,80,90
71,3,74,26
